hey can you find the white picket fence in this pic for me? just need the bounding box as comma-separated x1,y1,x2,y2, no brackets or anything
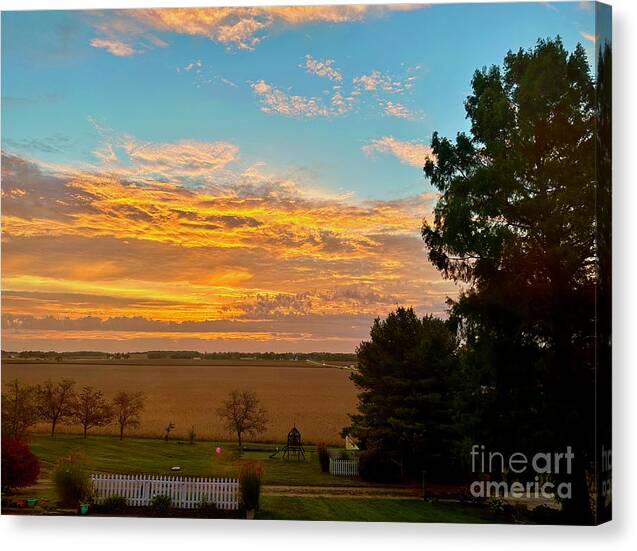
329,457,359,477
91,474,240,510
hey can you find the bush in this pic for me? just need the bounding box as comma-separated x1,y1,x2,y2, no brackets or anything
196,498,219,517
1,437,40,491
239,460,263,512
53,453,92,507
358,449,402,483
317,442,330,473
100,495,128,513
151,494,172,514
531,504,562,525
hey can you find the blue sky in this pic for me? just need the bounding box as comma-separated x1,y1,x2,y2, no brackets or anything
0,3,600,352
2,3,596,200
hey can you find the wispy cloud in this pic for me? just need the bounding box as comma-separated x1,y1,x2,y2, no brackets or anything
579,31,597,44
379,100,421,121
302,55,342,82
362,136,434,167
251,80,349,118
90,38,137,56
353,69,412,94
90,5,424,55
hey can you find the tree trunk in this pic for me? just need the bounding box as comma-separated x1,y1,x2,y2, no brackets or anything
561,451,593,525
83,425,88,439
237,431,242,448
51,419,57,437
120,424,124,441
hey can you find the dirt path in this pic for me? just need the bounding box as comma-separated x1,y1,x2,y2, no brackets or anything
262,484,421,499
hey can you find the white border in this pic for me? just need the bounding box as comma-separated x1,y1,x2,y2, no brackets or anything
1,0,635,549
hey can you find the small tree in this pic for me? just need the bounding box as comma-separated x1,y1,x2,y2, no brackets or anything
1,379,40,439
1,437,40,492
164,421,175,440
217,390,268,447
112,391,144,440
38,379,76,437
72,386,113,438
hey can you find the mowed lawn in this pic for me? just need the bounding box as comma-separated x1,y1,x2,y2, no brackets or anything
29,433,368,487
23,433,498,523
258,497,495,523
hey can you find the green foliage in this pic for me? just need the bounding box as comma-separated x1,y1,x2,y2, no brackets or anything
317,442,330,473
358,449,402,484
487,497,505,515
197,497,219,517
99,495,128,513
239,460,263,511
53,452,93,507
150,494,172,513
344,308,462,479
421,37,602,523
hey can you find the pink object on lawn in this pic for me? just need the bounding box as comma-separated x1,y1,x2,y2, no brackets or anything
215,447,222,455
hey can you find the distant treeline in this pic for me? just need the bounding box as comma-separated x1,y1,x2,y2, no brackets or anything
1,350,357,362
142,351,357,361
2,350,122,360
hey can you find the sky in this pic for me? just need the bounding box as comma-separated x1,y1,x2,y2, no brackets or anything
1,2,597,353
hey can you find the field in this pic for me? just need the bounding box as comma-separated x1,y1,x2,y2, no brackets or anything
2,361,358,444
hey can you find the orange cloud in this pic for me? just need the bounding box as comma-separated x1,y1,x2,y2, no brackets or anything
90,38,137,56
363,136,434,167
379,100,421,120
1,150,453,351
251,80,331,118
579,31,597,44
90,5,425,54
303,55,342,81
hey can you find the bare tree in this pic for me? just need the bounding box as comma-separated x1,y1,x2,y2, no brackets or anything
164,421,175,441
72,386,113,438
112,391,144,440
217,390,268,447
38,379,76,437
1,379,40,439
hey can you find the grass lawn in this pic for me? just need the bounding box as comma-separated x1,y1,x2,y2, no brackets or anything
258,496,496,523
28,433,367,487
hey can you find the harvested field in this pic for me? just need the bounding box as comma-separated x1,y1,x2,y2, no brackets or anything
2,361,359,444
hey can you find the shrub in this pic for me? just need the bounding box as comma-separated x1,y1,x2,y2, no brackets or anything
53,452,92,507
151,494,172,514
317,442,330,473
239,460,263,512
100,495,128,513
358,449,402,483
1,437,40,491
488,497,506,515
531,504,562,525
197,498,219,517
